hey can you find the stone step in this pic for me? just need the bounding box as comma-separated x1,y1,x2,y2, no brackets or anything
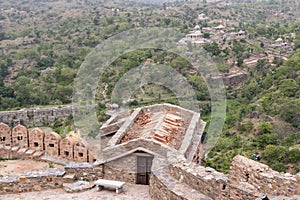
11,146,20,152
3,146,11,151
63,173,76,183
25,149,36,155
17,148,28,154
33,151,45,158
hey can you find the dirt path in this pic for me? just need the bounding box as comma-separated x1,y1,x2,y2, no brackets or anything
0,160,63,175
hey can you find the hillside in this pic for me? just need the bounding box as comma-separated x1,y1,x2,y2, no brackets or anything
0,0,299,173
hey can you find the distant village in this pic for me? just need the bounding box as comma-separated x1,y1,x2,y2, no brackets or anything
179,13,296,86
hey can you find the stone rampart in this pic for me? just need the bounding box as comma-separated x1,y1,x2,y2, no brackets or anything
0,105,98,127
228,155,300,197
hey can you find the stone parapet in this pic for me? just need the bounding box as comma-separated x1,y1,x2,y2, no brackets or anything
229,155,300,197
65,162,103,181
0,168,74,195
168,161,228,199
150,156,212,200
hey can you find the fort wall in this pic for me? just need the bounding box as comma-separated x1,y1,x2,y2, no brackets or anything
0,105,97,127
0,123,98,163
0,168,75,195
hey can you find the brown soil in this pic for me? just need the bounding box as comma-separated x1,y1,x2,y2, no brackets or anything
0,160,63,175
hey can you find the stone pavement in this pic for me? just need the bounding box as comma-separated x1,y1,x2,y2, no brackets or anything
0,183,149,200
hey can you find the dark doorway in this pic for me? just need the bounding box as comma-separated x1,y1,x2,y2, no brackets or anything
64,151,69,156
136,155,153,185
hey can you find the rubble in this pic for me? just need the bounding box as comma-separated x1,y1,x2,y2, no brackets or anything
63,181,95,193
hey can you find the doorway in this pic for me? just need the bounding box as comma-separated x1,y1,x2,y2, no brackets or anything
136,155,153,185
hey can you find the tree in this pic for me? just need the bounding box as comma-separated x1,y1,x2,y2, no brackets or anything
257,122,273,135
279,100,300,128
262,145,287,164
256,133,279,148
283,133,300,146
286,149,300,163
279,79,298,97
203,42,221,56
203,32,210,39
0,32,6,41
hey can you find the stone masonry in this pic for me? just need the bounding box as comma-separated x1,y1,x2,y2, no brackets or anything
0,123,94,163
0,122,11,147
60,137,76,161
0,105,98,127
11,125,29,148
29,128,45,151
45,132,61,157
1,104,299,199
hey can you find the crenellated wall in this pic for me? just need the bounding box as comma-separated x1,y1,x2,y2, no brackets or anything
0,123,98,163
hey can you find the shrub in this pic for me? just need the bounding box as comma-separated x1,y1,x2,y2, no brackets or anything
283,133,300,146
272,162,287,172
256,133,279,148
257,122,272,135
286,149,300,163
262,145,287,164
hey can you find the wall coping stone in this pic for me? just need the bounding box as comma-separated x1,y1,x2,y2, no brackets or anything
22,168,66,177
65,162,94,169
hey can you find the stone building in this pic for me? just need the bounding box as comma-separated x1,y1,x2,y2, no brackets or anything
29,128,45,151
74,140,89,162
11,124,28,148
97,104,206,185
88,145,100,163
0,122,11,147
60,137,76,161
45,132,61,157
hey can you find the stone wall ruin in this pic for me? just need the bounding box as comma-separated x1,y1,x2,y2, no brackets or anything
0,123,97,163
0,105,98,127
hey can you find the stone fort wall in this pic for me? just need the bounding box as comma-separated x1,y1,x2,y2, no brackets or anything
0,123,98,163
0,104,98,127
0,106,73,127
150,155,300,200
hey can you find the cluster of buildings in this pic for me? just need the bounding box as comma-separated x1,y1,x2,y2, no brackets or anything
180,14,247,46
